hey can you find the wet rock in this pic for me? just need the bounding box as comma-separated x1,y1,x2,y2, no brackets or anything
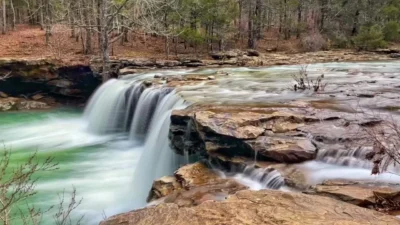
390,53,400,58
17,100,49,110
0,59,100,102
175,162,221,188
170,106,323,163
0,91,8,98
246,49,260,57
31,93,45,100
211,154,309,190
100,189,400,225
210,51,239,60
148,176,182,202
207,76,215,80
162,179,245,207
148,162,247,206
119,67,139,75
246,136,316,163
312,180,400,210
0,97,18,111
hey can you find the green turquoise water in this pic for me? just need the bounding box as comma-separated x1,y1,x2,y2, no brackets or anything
0,109,141,225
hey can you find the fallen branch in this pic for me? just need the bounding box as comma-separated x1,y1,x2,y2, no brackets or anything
0,72,12,81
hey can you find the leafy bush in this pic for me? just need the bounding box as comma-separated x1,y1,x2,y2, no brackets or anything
383,21,400,41
301,33,328,52
353,25,387,50
330,34,350,48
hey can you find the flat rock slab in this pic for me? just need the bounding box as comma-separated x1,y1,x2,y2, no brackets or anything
100,190,400,225
313,180,400,208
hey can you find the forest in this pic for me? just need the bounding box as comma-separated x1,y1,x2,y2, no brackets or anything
1,0,400,79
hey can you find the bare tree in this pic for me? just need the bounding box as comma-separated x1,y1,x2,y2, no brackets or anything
0,149,58,225
0,148,84,225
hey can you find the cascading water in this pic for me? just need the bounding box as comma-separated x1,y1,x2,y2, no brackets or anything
317,146,373,169
82,78,189,209
211,162,285,190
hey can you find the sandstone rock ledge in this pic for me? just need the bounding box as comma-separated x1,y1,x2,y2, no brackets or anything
100,189,400,225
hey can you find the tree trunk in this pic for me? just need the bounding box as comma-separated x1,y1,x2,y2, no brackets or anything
297,0,302,39
248,0,255,49
83,0,92,54
1,0,6,34
100,0,110,82
10,0,15,30
45,0,51,45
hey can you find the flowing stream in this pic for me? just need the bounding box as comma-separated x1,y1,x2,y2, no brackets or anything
2,61,400,224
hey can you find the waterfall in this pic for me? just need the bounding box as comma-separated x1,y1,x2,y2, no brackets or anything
130,91,187,208
83,77,188,209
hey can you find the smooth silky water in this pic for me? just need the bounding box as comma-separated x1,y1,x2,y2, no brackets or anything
2,61,400,224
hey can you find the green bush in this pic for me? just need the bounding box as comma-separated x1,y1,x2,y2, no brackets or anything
383,21,400,41
353,25,387,50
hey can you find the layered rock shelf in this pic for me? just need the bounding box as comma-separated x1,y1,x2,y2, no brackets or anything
101,189,400,225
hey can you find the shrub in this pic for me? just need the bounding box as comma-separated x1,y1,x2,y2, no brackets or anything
383,21,400,41
353,25,387,50
292,65,327,92
330,33,350,48
301,33,328,52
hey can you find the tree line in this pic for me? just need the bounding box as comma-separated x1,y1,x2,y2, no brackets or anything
1,0,400,80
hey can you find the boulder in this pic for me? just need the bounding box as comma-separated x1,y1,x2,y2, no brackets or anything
245,136,317,163
210,51,239,60
148,162,247,206
119,67,139,75
0,97,19,111
31,93,45,100
100,190,400,225
175,162,221,189
148,176,182,202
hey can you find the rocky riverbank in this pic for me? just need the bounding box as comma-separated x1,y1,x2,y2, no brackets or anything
99,59,400,225
0,49,397,111
0,58,101,110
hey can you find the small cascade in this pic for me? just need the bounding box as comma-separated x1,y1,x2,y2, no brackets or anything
317,146,373,169
212,162,285,190
233,165,285,190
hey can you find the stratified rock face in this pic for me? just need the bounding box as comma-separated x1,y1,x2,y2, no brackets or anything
100,190,400,225
169,104,388,165
0,58,101,102
170,106,328,163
